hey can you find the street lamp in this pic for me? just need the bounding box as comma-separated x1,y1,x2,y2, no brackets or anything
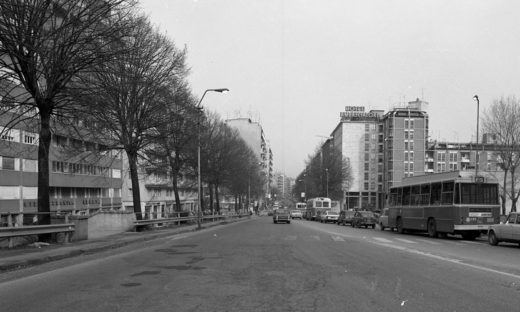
473,95,480,177
197,88,229,229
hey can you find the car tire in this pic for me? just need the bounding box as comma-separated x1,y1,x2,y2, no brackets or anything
288,221,291,224
488,231,499,246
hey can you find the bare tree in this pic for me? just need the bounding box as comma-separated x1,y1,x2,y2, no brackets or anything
144,82,198,212
0,0,135,224
72,14,187,219
482,96,520,213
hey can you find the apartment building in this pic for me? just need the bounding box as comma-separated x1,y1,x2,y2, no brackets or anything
382,98,429,195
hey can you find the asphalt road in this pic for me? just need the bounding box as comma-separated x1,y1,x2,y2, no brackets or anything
0,217,519,312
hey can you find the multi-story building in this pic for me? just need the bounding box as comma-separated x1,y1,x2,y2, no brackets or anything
226,118,274,198
0,112,123,216
382,98,429,195
425,141,502,174
331,106,385,210
274,172,293,200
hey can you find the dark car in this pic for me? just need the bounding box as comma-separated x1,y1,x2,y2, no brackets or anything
273,209,291,224
337,210,356,226
352,211,377,229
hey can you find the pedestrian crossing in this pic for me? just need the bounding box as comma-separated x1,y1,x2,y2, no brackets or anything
280,234,484,247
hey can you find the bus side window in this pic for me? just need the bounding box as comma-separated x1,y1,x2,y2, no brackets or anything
431,183,441,205
402,186,411,206
441,182,454,204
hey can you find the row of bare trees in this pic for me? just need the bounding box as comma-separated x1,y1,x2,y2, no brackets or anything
0,0,265,223
293,142,352,203
482,96,520,214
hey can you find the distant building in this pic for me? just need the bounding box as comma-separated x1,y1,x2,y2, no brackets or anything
274,172,293,200
226,118,274,199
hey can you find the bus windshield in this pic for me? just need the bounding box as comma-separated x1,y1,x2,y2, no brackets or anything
457,183,499,205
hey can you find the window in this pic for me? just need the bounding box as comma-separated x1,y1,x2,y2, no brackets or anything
409,130,414,140
431,183,442,205
441,182,454,204
24,133,37,144
1,156,15,170
402,186,411,205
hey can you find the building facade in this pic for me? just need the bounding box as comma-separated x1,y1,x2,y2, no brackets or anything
0,114,123,216
382,99,429,196
331,106,385,210
226,118,274,199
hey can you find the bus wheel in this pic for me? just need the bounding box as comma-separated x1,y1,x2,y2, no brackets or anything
396,218,404,234
488,231,499,246
427,218,438,238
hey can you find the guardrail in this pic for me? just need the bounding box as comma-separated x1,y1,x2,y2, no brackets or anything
0,223,75,248
133,213,249,229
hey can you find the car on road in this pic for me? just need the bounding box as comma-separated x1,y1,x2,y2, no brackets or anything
337,210,355,226
273,209,291,224
488,212,520,246
377,208,393,231
352,211,377,229
290,210,303,219
320,210,339,223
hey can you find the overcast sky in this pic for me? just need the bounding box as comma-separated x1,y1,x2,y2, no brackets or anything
139,0,520,178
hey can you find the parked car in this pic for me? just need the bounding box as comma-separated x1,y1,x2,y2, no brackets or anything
290,210,303,219
337,210,356,226
320,210,339,223
273,209,291,224
377,208,393,231
352,211,377,229
488,212,520,246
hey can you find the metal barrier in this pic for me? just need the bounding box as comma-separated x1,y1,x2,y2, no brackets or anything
133,213,249,229
0,223,75,248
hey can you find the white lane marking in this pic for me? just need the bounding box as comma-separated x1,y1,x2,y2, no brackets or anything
416,238,442,245
284,235,297,241
371,240,520,280
331,235,345,242
373,237,393,243
394,238,416,244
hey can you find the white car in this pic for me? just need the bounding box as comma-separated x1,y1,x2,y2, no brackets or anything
290,210,303,219
488,212,520,246
320,211,339,223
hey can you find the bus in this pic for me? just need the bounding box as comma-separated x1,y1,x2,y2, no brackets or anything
305,197,332,221
387,171,500,240
295,202,307,214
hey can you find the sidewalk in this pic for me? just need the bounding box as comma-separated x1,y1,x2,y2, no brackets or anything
0,218,245,273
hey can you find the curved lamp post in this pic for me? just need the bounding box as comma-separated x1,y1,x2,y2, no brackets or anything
197,88,229,229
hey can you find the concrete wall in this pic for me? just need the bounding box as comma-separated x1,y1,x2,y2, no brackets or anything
87,211,136,240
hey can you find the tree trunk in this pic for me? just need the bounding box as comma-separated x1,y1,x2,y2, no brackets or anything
215,184,220,214
37,107,52,225
209,183,214,214
511,167,517,212
127,151,142,220
501,169,508,215
172,174,181,212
